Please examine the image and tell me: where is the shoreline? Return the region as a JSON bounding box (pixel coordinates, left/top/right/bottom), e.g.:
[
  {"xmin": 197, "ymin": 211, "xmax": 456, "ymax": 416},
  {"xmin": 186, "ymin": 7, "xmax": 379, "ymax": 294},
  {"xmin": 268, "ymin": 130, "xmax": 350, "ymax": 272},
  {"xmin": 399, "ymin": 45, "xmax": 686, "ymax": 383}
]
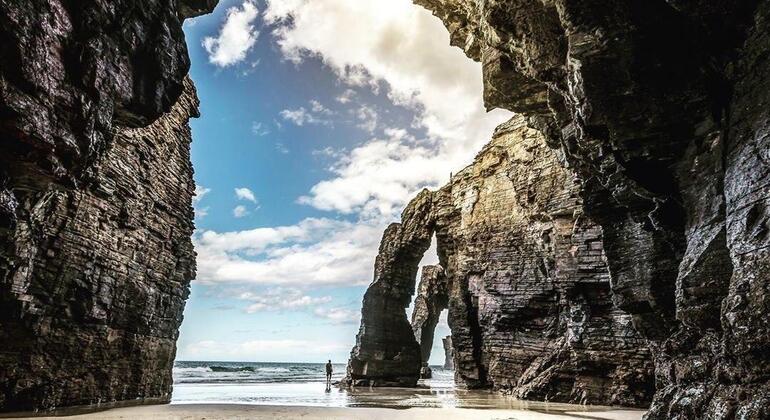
[{"xmin": 4, "ymin": 403, "xmax": 647, "ymax": 420}]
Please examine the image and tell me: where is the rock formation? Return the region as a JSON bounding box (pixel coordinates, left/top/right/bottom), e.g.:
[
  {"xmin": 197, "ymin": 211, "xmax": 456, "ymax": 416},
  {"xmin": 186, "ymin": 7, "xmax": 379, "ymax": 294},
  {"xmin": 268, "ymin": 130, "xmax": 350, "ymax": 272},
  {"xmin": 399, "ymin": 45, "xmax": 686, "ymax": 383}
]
[
  {"xmin": 345, "ymin": 190, "xmax": 435, "ymax": 387},
  {"xmin": 346, "ymin": 116, "xmax": 654, "ymax": 406},
  {"xmin": 0, "ymin": 0, "xmax": 216, "ymax": 412},
  {"xmin": 410, "ymin": 265, "xmax": 449, "ymax": 379},
  {"xmin": 442, "ymin": 336, "xmax": 453, "ymax": 370},
  {"xmin": 412, "ymin": 0, "xmax": 770, "ymax": 417}
]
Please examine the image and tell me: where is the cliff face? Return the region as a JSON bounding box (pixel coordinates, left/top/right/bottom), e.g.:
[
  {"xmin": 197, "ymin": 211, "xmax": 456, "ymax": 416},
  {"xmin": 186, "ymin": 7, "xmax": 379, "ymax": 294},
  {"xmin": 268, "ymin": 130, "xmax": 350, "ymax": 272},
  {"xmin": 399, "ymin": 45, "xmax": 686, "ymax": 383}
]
[
  {"xmin": 0, "ymin": 0, "xmax": 215, "ymax": 412},
  {"xmin": 414, "ymin": 0, "xmax": 770, "ymax": 417},
  {"xmin": 347, "ymin": 116, "xmax": 654, "ymax": 406}
]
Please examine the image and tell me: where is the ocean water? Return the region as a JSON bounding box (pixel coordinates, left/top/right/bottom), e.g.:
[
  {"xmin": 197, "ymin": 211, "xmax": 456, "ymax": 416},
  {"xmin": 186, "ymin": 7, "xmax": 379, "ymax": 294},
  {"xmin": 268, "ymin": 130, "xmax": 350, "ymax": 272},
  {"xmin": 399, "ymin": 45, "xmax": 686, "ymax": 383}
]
[
  {"xmin": 171, "ymin": 361, "xmax": 481, "ymax": 408},
  {"xmin": 171, "ymin": 361, "xmax": 642, "ymax": 416}
]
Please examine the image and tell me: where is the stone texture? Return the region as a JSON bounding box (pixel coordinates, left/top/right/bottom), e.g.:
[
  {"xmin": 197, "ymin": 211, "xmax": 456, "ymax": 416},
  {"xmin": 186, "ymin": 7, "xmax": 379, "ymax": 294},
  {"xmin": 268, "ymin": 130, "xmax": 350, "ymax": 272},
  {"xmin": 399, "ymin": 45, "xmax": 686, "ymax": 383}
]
[
  {"xmin": 442, "ymin": 336, "xmax": 453, "ymax": 370},
  {"xmin": 346, "ymin": 116, "xmax": 654, "ymax": 406},
  {"xmin": 0, "ymin": 78, "xmax": 200, "ymax": 412},
  {"xmin": 0, "ymin": 0, "xmax": 212, "ymax": 195},
  {"xmin": 410, "ymin": 265, "xmax": 449, "ymax": 379},
  {"xmin": 345, "ymin": 190, "xmax": 435, "ymax": 387},
  {"xmin": 414, "ymin": 0, "xmax": 770, "ymax": 417},
  {"xmin": 0, "ymin": 0, "xmax": 216, "ymax": 412}
]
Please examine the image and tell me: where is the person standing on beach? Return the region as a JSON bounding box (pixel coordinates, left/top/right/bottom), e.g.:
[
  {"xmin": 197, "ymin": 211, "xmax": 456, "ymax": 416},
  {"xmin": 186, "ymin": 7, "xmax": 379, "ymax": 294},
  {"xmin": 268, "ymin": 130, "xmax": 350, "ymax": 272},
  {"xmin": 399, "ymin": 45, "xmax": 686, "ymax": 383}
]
[{"xmin": 325, "ymin": 360, "xmax": 333, "ymax": 387}]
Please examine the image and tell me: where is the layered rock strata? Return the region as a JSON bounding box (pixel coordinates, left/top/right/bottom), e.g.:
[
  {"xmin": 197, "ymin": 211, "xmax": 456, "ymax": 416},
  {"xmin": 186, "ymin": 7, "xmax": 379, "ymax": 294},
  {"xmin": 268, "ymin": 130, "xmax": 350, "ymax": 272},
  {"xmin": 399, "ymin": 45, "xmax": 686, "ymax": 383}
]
[
  {"xmin": 0, "ymin": 0, "xmax": 215, "ymax": 412},
  {"xmin": 345, "ymin": 190, "xmax": 435, "ymax": 387},
  {"xmin": 414, "ymin": 0, "xmax": 770, "ymax": 417},
  {"xmin": 0, "ymin": 79, "xmax": 200, "ymax": 412},
  {"xmin": 346, "ymin": 116, "xmax": 654, "ymax": 406},
  {"xmin": 410, "ymin": 265, "xmax": 449, "ymax": 379}
]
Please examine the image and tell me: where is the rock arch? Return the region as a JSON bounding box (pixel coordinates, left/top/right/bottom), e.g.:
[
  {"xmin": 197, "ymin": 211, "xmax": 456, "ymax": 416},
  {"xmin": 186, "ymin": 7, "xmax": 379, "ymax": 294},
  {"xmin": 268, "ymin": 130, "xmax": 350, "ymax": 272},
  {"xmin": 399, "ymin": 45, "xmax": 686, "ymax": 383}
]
[{"xmin": 345, "ymin": 116, "xmax": 654, "ymax": 406}]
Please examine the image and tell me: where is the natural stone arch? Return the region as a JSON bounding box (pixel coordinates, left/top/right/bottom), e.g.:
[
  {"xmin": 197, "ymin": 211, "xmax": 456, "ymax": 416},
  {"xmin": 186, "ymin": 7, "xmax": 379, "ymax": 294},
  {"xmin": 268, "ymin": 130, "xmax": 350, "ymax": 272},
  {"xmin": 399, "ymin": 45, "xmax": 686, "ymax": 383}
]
[
  {"xmin": 346, "ymin": 116, "xmax": 655, "ymax": 406},
  {"xmin": 344, "ymin": 190, "xmax": 436, "ymax": 386}
]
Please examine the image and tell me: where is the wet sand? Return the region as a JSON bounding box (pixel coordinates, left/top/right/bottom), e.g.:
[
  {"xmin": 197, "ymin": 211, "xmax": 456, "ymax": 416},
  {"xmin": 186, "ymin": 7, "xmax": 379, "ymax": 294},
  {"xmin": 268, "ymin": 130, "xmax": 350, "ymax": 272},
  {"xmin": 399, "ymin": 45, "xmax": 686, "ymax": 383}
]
[{"xmin": 15, "ymin": 403, "xmax": 645, "ymax": 419}]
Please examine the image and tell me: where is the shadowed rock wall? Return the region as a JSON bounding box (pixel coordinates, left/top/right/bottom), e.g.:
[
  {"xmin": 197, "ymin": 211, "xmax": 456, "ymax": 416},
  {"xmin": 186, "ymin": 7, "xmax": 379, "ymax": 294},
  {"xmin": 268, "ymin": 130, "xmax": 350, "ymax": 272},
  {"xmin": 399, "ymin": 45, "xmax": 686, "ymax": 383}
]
[
  {"xmin": 346, "ymin": 116, "xmax": 654, "ymax": 406},
  {"xmin": 0, "ymin": 0, "xmax": 216, "ymax": 412},
  {"xmin": 410, "ymin": 265, "xmax": 449, "ymax": 378},
  {"xmin": 414, "ymin": 0, "xmax": 770, "ymax": 417},
  {"xmin": 345, "ymin": 190, "xmax": 435, "ymax": 387}
]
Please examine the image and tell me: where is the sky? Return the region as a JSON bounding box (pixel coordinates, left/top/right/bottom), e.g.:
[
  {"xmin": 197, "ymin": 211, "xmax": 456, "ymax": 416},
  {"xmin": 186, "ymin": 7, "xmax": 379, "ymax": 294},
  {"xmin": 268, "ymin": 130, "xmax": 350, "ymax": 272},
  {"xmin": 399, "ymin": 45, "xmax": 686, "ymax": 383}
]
[{"xmin": 176, "ymin": 0, "xmax": 512, "ymax": 364}]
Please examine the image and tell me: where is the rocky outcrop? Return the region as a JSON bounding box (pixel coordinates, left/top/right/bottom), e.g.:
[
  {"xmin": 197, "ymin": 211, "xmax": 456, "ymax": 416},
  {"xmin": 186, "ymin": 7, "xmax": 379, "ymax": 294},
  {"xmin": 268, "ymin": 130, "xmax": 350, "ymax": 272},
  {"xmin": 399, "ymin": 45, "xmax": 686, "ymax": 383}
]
[
  {"xmin": 346, "ymin": 116, "xmax": 654, "ymax": 406},
  {"xmin": 414, "ymin": 0, "xmax": 770, "ymax": 417},
  {"xmin": 0, "ymin": 79, "xmax": 200, "ymax": 412},
  {"xmin": 442, "ymin": 336, "xmax": 453, "ymax": 370},
  {"xmin": 410, "ymin": 265, "xmax": 449, "ymax": 379},
  {"xmin": 0, "ymin": 0, "xmax": 215, "ymax": 412},
  {"xmin": 345, "ymin": 190, "xmax": 435, "ymax": 387}
]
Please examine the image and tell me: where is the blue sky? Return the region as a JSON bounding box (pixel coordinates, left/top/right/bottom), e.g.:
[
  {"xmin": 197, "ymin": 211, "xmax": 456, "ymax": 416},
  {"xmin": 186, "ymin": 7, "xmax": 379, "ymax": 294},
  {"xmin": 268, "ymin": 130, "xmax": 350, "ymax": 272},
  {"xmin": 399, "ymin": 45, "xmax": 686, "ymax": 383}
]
[{"xmin": 175, "ymin": 0, "xmax": 511, "ymax": 364}]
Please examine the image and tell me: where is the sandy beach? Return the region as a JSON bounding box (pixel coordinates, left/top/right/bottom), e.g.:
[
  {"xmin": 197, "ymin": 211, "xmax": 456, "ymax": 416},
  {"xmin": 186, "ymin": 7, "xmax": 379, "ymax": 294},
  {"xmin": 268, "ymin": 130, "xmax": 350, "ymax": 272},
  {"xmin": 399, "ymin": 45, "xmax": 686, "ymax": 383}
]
[{"xmin": 11, "ymin": 403, "xmax": 645, "ymax": 420}]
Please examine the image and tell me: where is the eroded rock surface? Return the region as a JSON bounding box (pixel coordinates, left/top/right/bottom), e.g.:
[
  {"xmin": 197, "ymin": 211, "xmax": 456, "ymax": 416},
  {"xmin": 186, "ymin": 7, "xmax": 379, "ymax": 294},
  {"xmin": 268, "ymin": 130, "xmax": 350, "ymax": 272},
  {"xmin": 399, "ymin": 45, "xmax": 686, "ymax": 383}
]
[
  {"xmin": 345, "ymin": 190, "xmax": 435, "ymax": 387},
  {"xmin": 0, "ymin": 79, "xmax": 200, "ymax": 412},
  {"xmin": 414, "ymin": 0, "xmax": 770, "ymax": 417},
  {"xmin": 347, "ymin": 116, "xmax": 653, "ymax": 406},
  {"xmin": 410, "ymin": 265, "xmax": 449, "ymax": 379},
  {"xmin": 0, "ymin": 0, "xmax": 215, "ymax": 412}
]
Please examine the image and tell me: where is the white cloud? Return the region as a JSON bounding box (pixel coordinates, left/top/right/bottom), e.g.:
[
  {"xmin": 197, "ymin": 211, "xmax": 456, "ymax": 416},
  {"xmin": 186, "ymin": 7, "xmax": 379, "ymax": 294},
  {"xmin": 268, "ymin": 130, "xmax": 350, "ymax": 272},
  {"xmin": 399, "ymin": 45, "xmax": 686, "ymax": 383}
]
[
  {"xmin": 193, "ymin": 185, "xmax": 211, "ymax": 204},
  {"xmin": 235, "ymin": 187, "xmax": 257, "ymax": 203},
  {"xmin": 336, "ymin": 89, "xmax": 356, "ymax": 104},
  {"xmin": 297, "ymin": 130, "xmax": 445, "ymax": 218},
  {"xmin": 235, "ymin": 287, "xmax": 333, "ymax": 313},
  {"xmin": 354, "ymin": 105, "xmax": 378, "ymax": 133},
  {"xmin": 280, "ymin": 106, "xmax": 330, "ymax": 126},
  {"xmin": 251, "ymin": 121, "xmax": 270, "ymax": 136},
  {"xmin": 203, "ymin": 0, "xmax": 260, "ymax": 67},
  {"xmin": 233, "ymin": 205, "xmax": 250, "ymax": 218},
  {"xmin": 194, "ymin": 218, "xmax": 381, "ymax": 286},
  {"xmin": 314, "ymin": 307, "xmax": 360, "ymax": 324},
  {"xmin": 265, "ymin": 0, "xmax": 512, "ymax": 220},
  {"xmin": 194, "ymin": 185, "xmax": 211, "ymax": 219},
  {"xmin": 310, "ymin": 100, "xmax": 334, "ymax": 115}
]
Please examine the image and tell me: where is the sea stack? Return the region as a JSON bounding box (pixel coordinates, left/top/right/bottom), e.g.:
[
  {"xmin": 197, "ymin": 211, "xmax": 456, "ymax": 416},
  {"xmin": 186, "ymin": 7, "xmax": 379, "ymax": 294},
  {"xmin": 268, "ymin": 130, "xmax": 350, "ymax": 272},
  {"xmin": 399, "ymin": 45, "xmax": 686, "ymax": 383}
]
[{"xmin": 442, "ymin": 336, "xmax": 453, "ymax": 370}]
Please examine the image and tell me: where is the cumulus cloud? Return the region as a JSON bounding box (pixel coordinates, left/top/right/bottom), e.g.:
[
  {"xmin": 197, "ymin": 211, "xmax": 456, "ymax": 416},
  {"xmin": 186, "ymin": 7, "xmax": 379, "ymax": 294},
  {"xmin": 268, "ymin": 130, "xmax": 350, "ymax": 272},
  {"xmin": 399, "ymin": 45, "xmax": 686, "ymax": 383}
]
[
  {"xmin": 280, "ymin": 106, "xmax": 331, "ymax": 126},
  {"xmin": 354, "ymin": 105, "xmax": 378, "ymax": 133},
  {"xmin": 265, "ymin": 0, "xmax": 509, "ymax": 142},
  {"xmin": 297, "ymin": 130, "xmax": 445, "ymax": 218},
  {"xmin": 310, "ymin": 100, "xmax": 333, "ymax": 115},
  {"xmin": 233, "ymin": 205, "xmax": 250, "ymax": 218},
  {"xmin": 197, "ymin": 0, "xmax": 510, "ymax": 290},
  {"xmin": 336, "ymin": 89, "xmax": 356, "ymax": 104},
  {"xmin": 194, "ymin": 218, "xmax": 381, "ymax": 286},
  {"xmin": 203, "ymin": 0, "xmax": 260, "ymax": 67},
  {"xmin": 236, "ymin": 288, "xmax": 333, "ymax": 313},
  {"xmin": 235, "ymin": 187, "xmax": 257, "ymax": 203},
  {"xmin": 265, "ymin": 0, "xmax": 511, "ymax": 220}
]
